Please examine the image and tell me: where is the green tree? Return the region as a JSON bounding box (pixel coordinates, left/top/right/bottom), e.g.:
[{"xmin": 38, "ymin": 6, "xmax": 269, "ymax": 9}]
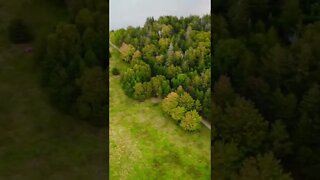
[
  {"xmin": 76, "ymin": 67, "xmax": 107, "ymax": 126},
  {"xmin": 119, "ymin": 43, "xmax": 136, "ymax": 63},
  {"xmin": 213, "ymin": 141, "xmax": 244, "ymax": 180},
  {"xmin": 178, "ymin": 92, "xmax": 195, "ymax": 111},
  {"xmin": 180, "ymin": 110, "xmax": 201, "ymax": 131},
  {"xmin": 170, "ymin": 106, "xmax": 186, "ymax": 122},
  {"xmin": 237, "ymin": 153, "xmax": 292, "ymax": 180},
  {"xmin": 217, "ymin": 97, "xmax": 268, "ymax": 152},
  {"xmin": 150, "ymin": 75, "xmax": 170, "ymax": 97},
  {"xmin": 213, "ymin": 76, "xmax": 235, "ymax": 108},
  {"xmin": 161, "ymin": 92, "xmax": 179, "ymax": 114}
]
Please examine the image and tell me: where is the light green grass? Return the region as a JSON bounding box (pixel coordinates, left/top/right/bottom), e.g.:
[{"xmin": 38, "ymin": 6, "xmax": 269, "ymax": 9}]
[
  {"xmin": 109, "ymin": 48, "xmax": 211, "ymax": 180},
  {"xmin": 0, "ymin": 0, "xmax": 106, "ymax": 179}
]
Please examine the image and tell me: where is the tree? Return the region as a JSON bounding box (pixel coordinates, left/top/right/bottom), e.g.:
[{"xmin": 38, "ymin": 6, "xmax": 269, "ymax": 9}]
[
  {"xmin": 119, "ymin": 43, "xmax": 136, "ymax": 63},
  {"xmin": 161, "ymin": 92, "xmax": 179, "ymax": 114},
  {"xmin": 213, "ymin": 76, "xmax": 235, "ymax": 108},
  {"xmin": 132, "ymin": 50, "xmax": 142, "ymax": 62},
  {"xmin": 150, "ymin": 75, "xmax": 170, "ymax": 97},
  {"xmin": 280, "ymin": 0, "xmax": 302, "ymax": 32},
  {"xmin": 161, "ymin": 24, "xmax": 173, "ymax": 38},
  {"xmin": 237, "ymin": 153, "xmax": 292, "ymax": 180},
  {"xmin": 110, "ymin": 28, "xmax": 126, "ymax": 46},
  {"xmin": 76, "ymin": 67, "xmax": 107, "ymax": 126},
  {"xmin": 133, "ymin": 82, "xmax": 152, "ymax": 100},
  {"xmin": 269, "ymin": 120, "xmax": 292, "ymax": 158},
  {"xmin": 180, "ymin": 110, "xmax": 201, "ymax": 131},
  {"xmin": 142, "ymin": 44, "xmax": 157, "ymax": 59},
  {"xmin": 121, "ymin": 61, "xmax": 151, "ymax": 97},
  {"xmin": 300, "ymin": 84, "xmax": 320, "ymax": 117},
  {"xmin": 171, "ymin": 73, "xmax": 189, "ymax": 89},
  {"xmin": 166, "ymin": 65, "xmax": 182, "ymax": 79},
  {"xmin": 217, "ymin": 97, "xmax": 268, "ymax": 152},
  {"xmin": 159, "ymin": 38, "xmax": 171, "ymax": 53},
  {"xmin": 270, "ymin": 89, "xmax": 297, "ymax": 127},
  {"xmin": 213, "ymin": 141, "xmax": 244, "ymax": 180}
]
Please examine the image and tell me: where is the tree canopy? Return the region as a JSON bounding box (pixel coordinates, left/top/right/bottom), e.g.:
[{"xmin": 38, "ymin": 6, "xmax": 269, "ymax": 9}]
[
  {"xmin": 111, "ymin": 15, "xmax": 211, "ymax": 130},
  {"xmin": 213, "ymin": 0, "xmax": 320, "ymax": 178}
]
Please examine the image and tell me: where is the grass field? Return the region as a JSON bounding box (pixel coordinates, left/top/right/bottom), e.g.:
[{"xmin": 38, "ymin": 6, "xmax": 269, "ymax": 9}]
[
  {"xmin": 109, "ymin": 49, "xmax": 211, "ymax": 179},
  {"xmin": 0, "ymin": 0, "xmax": 107, "ymax": 179}
]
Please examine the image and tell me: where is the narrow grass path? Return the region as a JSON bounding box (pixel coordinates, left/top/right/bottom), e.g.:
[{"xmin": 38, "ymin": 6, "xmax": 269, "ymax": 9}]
[
  {"xmin": 109, "ymin": 49, "xmax": 211, "ymax": 180},
  {"xmin": 0, "ymin": 1, "xmax": 107, "ymax": 179}
]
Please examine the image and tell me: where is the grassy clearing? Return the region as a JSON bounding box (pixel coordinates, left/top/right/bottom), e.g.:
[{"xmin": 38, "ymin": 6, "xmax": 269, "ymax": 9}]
[
  {"xmin": 109, "ymin": 48, "xmax": 211, "ymax": 180},
  {"xmin": 0, "ymin": 0, "xmax": 106, "ymax": 179}
]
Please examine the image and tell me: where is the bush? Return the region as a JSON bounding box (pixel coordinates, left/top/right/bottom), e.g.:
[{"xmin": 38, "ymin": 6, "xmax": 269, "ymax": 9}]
[
  {"xmin": 8, "ymin": 18, "xmax": 33, "ymax": 43},
  {"xmin": 112, "ymin": 67, "xmax": 120, "ymax": 75}
]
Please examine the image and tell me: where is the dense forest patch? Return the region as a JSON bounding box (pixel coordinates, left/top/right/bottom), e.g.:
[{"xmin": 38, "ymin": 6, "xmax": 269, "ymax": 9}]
[
  {"xmin": 36, "ymin": 0, "xmax": 108, "ymax": 126},
  {"xmin": 110, "ymin": 15, "xmax": 211, "ymax": 131},
  {"xmin": 213, "ymin": 0, "xmax": 320, "ymax": 179}
]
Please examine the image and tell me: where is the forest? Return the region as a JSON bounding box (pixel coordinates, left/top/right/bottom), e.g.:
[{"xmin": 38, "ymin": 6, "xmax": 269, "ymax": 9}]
[
  {"xmin": 213, "ymin": 0, "xmax": 320, "ymax": 179},
  {"xmin": 110, "ymin": 15, "xmax": 211, "ymax": 131},
  {"xmin": 36, "ymin": 0, "xmax": 108, "ymax": 126}
]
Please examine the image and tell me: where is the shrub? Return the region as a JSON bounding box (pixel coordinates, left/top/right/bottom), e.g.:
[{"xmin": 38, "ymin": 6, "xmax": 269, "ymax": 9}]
[
  {"xmin": 112, "ymin": 67, "xmax": 120, "ymax": 75},
  {"xmin": 180, "ymin": 110, "xmax": 201, "ymax": 131},
  {"xmin": 8, "ymin": 18, "xmax": 33, "ymax": 43}
]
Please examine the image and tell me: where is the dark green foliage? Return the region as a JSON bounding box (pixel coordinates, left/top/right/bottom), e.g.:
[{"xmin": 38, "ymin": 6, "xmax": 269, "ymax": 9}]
[
  {"xmin": 38, "ymin": 1, "xmax": 108, "ymax": 125},
  {"xmin": 7, "ymin": 18, "xmax": 33, "ymax": 43},
  {"xmin": 237, "ymin": 153, "xmax": 291, "ymax": 180},
  {"xmin": 180, "ymin": 110, "xmax": 201, "ymax": 131},
  {"xmin": 213, "ymin": 141, "xmax": 243, "ymax": 179},
  {"xmin": 215, "ymin": 97, "xmax": 268, "ymax": 153},
  {"xmin": 213, "ymin": 0, "xmax": 320, "ymax": 178},
  {"xmin": 121, "ymin": 61, "xmax": 151, "ymax": 97},
  {"xmin": 76, "ymin": 67, "xmax": 107, "ymax": 126},
  {"xmin": 111, "ymin": 67, "xmax": 120, "ymax": 76}
]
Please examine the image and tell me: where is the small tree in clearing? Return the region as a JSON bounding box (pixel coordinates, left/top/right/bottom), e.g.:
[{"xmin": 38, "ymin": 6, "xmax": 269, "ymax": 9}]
[
  {"xmin": 180, "ymin": 110, "xmax": 201, "ymax": 131},
  {"xmin": 161, "ymin": 92, "xmax": 179, "ymax": 114}
]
